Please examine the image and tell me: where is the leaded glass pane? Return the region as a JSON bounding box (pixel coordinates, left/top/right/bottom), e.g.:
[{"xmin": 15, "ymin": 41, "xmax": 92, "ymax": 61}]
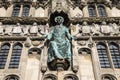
[
  {"xmin": 12, "ymin": 5, "xmax": 20, "ymax": 17},
  {"xmin": 9, "ymin": 43, "xmax": 22, "ymax": 69},
  {"xmin": 97, "ymin": 44, "xmax": 111, "ymax": 68},
  {"xmin": 98, "ymin": 6, "xmax": 106, "ymax": 17},
  {"xmin": 0, "ymin": 44, "xmax": 10, "ymax": 69},
  {"xmin": 109, "ymin": 43, "xmax": 120, "ymax": 68},
  {"xmin": 22, "ymin": 5, "xmax": 30, "ymax": 17},
  {"xmin": 88, "ymin": 6, "xmax": 96, "ymax": 17}
]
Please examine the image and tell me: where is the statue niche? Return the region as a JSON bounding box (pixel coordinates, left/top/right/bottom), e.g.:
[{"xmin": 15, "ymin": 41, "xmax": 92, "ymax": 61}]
[{"xmin": 41, "ymin": 11, "xmax": 75, "ymax": 70}]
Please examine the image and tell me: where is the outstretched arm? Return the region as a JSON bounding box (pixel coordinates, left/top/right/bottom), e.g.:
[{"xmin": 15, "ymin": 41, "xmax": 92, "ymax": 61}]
[
  {"xmin": 39, "ymin": 28, "xmax": 53, "ymax": 40},
  {"xmin": 66, "ymin": 28, "xmax": 77, "ymax": 40}
]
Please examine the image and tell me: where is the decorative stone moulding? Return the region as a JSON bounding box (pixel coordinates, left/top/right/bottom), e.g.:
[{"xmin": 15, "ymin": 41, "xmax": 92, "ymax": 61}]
[
  {"xmin": 0, "ymin": 17, "xmax": 48, "ymax": 24},
  {"xmin": 31, "ymin": 41, "xmax": 43, "ymax": 46},
  {"xmin": 72, "ymin": 65, "xmax": 79, "ymax": 73},
  {"xmin": 77, "ymin": 41, "xmax": 86, "ymax": 46},
  {"xmin": 41, "ymin": 66, "xmax": 47, "ymax": 73},
  {"xmin": 0, "ymin": 17, "xmax": 119, "ymax": 25},
  {"xmin": 70, "ymin": 0, "xmax": 87, "ymax": 9}
]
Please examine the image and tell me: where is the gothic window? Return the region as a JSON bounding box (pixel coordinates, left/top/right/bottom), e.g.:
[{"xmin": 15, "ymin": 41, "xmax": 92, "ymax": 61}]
[
  {"xmin": 97, "ymin": 43, "xmax": 111, "ymax": 68},
  {"xmin": 5, "ymin": 75, "xmax": 19, "ymax": 80},
  {"xmin": 88, "ymin": 6, "xmax": 96, "ymax": 17},
  {"xmin": 98, "ymin": 6, "xmax": 106, "ymax": 17},
  {"xmin": 22, "ymin": 5, "xmax": 30, "ymax": 17},
  {"xmin": 12, "ymin": 5, "xmax": 20, "ymax": 17},
  {"xmin": 9, "ymin": 43, "xmax": 22, "ymax": 69},
  {"xmin": 0, "ymin": 43, "xmax": 10, "ymax": 69},
  {"xmin": 109, "ymin": 43, "xmax": 120, "ymax": 68}
]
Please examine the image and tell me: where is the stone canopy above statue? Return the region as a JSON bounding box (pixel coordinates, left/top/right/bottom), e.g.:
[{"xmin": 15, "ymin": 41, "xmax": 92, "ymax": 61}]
[
  {"xmin": 51, "ymin": 0, "xmax": 69, "ymax": 13},
  {"xmin": 49, "ymin": 11, "xmax": 69, "ymax": 26}
]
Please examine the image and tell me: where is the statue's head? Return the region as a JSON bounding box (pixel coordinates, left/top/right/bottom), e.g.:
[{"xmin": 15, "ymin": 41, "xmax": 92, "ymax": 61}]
[
  {"xmin": 33, "ymin": 22, "xmax": 37, "ymax": 26},
  {"xmin": 55, "ymin": 16, "xmax": 64, "ymax": 24},
  {"xmin": 16, "ymin": 23, "xmax": 20, "ymax": 26},
  {"xmin": 0, "ymin": 22, "xmax": 2, "ymax": 25}
]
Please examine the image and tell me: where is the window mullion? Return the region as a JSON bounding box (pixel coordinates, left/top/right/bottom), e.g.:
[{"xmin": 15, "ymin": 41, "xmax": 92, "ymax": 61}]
[
  {"xmin": 19, "ymin": 5, "xmax": 23, "ymax": 17},
  {"xmin": 106, "ymin": 43, "xmax": 115, "ymax": 69},
  {"xmin": 95, "ymin": 4, "xmax": 99, "ymax": 17}
]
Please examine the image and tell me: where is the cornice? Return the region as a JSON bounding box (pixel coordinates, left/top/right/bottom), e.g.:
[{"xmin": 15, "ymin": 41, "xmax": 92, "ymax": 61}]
[
  {"xmin": 0, "ymin": 36, "xmax": 27, "ymax": 41},
  {"xmin": 76, "ymin": 36, "xmax": 120, "ymax": 41},
  {"xmin": 70, "ymin": 17, "xmax": 120, "ymax": 24},
  {"xmin": 0, "ymin": 17, "xmax": 48, "ymax": 25},
  {"xmin": 0, "ymin": 17, "xmax": 119, "ymax": 24}
]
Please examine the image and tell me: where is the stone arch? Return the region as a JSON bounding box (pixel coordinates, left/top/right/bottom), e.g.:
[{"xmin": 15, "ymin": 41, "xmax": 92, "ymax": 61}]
[
  {"xmin": 64, "ymin": 74, "xmax": 79, "ymax": 80},
  {"xmin": 28, "ymin": 47, "xmax": 41, "ymax": 55},
  {"xmin": 108, "ymin": 42, "xmax": 119, "ymax": 48},
  {"xmin": 4, "ymin": 74, "xmax": 20, "ymax": 80},
  {"xmin": 25, "ymin": 47, "xmax": 41, "ymax": 80},
  {"xmin": 78, "ymin": 47, "xmax": 91, "ymax": 54},
  {"xmin": 96, "ymin": 42, "xmax": 107, "ymax": 47},
  {"xmin": 0, "ymin": 42, "xmax": 11, "ymax": 48},
  {"xmin": 43, "ymin": 74, "xmax": 57, "ymax": 80},
  {"xmin": 77, "ymin": 47, "xmax": 95, "ymax": 80},
  {"xmin": 13, "ymin": 42, "xmax": 23, "ymax": 48},
  {"xmin": 101, "ymin": 74, "xmax": 117, "ymax": 80}
]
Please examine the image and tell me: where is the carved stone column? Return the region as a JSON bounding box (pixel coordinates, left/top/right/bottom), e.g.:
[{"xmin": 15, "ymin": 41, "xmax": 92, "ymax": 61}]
[
  {"xmin": 71, "ymin": 24, "xmax": 79, "ymax": 73},
  {"xmin": 41, "ymin": 42, "xmax": 48, "ymax": 73}
]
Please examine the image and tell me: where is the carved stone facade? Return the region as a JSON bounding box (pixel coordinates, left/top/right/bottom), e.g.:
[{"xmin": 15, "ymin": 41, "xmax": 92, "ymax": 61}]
[{"xmin": 0, "ymin": 0, "xmax": 120, "ymax": 80}]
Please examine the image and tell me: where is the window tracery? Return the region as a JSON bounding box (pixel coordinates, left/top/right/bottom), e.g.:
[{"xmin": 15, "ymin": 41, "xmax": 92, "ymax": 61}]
[
  {"xmin": 12, "ymin": 5, "xmax": 20, "ymax": 17},
  {"xmin": 88, "ymin": 6, "xmax": 96, "ymax": 17},
  {"xmin": 22, "ymin": 5, "xmax": 30, "ymax": 17},
  {"xmin": 9, "ymin": 43, "xmax": 22, "ymax": 69},
  {"xmin": 0, "ymin": 43, "xmax": 10, "ymax": 69},
  {"xmin": 109, "ymin": 42, "xmax": 120, "ymax": 68},
  {"xmin": 98, "ymin": 6, "xmax": 106, "ymax": 17},
  {"xmin": 97, "ymin": 43, "xmax": 111, "ymax": 68}
]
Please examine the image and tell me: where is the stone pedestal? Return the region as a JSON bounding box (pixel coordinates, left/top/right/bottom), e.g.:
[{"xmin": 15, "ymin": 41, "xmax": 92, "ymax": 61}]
[{"xmin": 48, "ymin": 59, "xmax": 70, "ymax": 70}]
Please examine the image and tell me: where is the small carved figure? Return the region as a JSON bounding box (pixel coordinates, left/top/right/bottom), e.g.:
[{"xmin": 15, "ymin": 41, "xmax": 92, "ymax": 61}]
[
  {"xmin": 4, "ymin": 25, "xmax": 13, "ymax": 36},
  {"xmin": 91, "ymin": 23, "xmax": 101, "ymax": 36},
  {"xmin": 104, "ymin": 0, "xmax": 112, "ymax": 6},
  {"xmin": 12, "ymin": 23, "xmax": 23, "ymax": 35},
  {"xmin": 111, "ymin": 23, "xmax": 120, "ymax": 35},
  {"xmin": 23, "ymin": 25, "xmax": 29, "ymax": 35},
  {"xmin": 81, "ymin": 0, "xmax": 87, "ymax": 6},
  {"xmin": 29, "ymin": 22, "xmax": 39, "ymax": 35},
  {"xmin": 100, "ymin": 21, "xmax": 111, "ymax": 35},
  {"xmin": 82, "ymin": 21, "xmax": 91, "ymax": 36}
]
